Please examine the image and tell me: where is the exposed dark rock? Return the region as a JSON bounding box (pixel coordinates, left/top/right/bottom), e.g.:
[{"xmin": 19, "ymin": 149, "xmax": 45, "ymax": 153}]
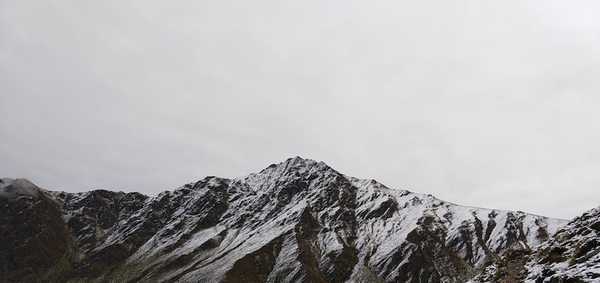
[{"xmin": 0, "ymin": 178, "xmax": 74, "ymax": 283}]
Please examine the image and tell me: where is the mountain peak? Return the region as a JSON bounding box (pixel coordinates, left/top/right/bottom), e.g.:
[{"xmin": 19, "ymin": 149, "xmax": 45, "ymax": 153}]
[
  {"xmin": 263, "ymin": 156, "xmax": 324, "ymax": 171},
  {"xmin": 0, "ymin": 178, "xmax": 42, "ymax": 200}
]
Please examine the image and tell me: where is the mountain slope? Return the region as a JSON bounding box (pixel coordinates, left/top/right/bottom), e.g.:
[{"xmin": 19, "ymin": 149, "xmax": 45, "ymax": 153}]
[
  {"xmin": 471, "ymin": 206, "xmax": 600, "ymax": 283},
  {"xmin": 525, "ymin": 207, "xmax": 600, "ymax": 282},
  {"xmin": 1, "ymin": 157, "xmax": 570, "ymax": 282}
]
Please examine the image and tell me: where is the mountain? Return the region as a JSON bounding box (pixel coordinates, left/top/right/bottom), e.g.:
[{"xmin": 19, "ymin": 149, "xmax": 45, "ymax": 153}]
[{"xmin": 1, "ymin": 157, "xmax": 595, "ymax": 282}]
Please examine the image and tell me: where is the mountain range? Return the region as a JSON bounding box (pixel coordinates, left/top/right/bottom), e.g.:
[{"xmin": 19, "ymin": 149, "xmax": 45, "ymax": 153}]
[{"xmin": 1, "ymin": 157, "xmax": 598, "ymax": 282}]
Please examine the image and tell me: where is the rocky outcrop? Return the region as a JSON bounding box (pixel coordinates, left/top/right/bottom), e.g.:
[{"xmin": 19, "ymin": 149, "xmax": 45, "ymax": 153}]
[
  {"xmin": 470, "ymin": 206, "xmax": 600, "ymax": 283},
  {"xmin": 524, "ymin": 207, "xmax": 600, "ymax": 282},
  {"xmin": 0, "ymin": 178, "xmax": 74, "ymax": 282},
  {"xmin": 0, "ymin": 158, "xmax": 573, "ymax": 282}
]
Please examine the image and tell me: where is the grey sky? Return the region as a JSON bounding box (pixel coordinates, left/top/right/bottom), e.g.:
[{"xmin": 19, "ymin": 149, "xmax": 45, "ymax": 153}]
[{"xmin": 2, "ymin": 1, "xmax": 600, "ymax": 219}]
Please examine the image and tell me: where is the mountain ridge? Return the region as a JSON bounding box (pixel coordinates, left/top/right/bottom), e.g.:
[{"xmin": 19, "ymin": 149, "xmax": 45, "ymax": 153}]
[{"xmin": 1, "ymin": 157, "xmax": 596, "ymax": 282}]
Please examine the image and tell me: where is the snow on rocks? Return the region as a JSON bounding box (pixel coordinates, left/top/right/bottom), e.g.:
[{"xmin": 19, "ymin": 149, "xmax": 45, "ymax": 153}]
[{"xmin": 524, "ymin": 207, "xmax": 600, "ymax": 282}]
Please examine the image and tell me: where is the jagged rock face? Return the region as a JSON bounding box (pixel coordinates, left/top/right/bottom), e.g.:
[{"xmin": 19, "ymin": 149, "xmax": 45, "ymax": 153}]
[
  {"xmin": 0, "ymin": 158, "xmax": 570, "ymax": 282},
  {"xmin": 466, "ymin": 207, "xmax": 600, "ymax": 283},
  {"xmin": 0, "ymin": 178, "xmax": 73, "ymax": 282},
  {"xmin": 524, "ymin": 207, "xmax": 600, "ymax": 282}
]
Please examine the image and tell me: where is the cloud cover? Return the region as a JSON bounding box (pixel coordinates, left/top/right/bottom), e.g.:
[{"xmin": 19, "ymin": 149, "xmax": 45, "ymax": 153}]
[{"xmin": 2, "ymin": 0, "xmax": 600, "ymax": 219}]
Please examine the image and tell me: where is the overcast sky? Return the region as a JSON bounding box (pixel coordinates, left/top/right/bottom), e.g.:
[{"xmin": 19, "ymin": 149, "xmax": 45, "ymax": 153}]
[{"xmin": 2, "ymin": 1, "xmax": 600, "ymax": 219}]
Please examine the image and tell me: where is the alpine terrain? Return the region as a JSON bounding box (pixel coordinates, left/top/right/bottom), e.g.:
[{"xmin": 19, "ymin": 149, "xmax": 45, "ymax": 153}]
[{"xmin": 1, "ymin": 157, "xmax": 599, "ymax": 282}]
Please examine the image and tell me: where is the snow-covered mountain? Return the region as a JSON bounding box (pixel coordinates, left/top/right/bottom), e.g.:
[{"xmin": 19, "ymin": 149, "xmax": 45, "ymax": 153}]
[{"xmin": 1, "ymin": 157, "xmax": 595, "ymax": 282}]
